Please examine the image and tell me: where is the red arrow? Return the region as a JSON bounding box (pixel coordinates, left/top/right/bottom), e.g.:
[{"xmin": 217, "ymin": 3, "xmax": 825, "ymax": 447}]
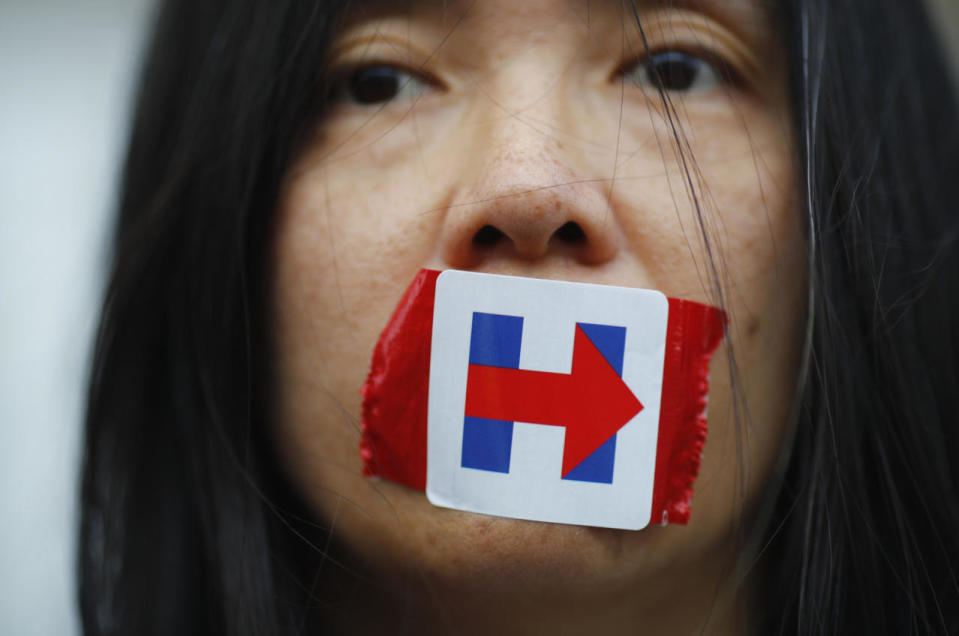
[{"xmin": 465, "ymin": 325, "xmax": 643, "ymax": 478}]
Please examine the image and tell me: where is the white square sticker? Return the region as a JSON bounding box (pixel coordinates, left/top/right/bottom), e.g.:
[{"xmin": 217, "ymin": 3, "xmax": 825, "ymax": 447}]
[{"xmin": 426, "ymin": 271, "xmax": 668, "ymax": 530}]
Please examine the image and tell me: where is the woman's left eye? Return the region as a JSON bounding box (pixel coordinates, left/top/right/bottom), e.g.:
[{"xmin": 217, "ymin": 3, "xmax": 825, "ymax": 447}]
[
  {"xmin": 624, "ymin": 51, "xmax": 723, "ymax": 93},
  {"xmin": 341, "ymin": 65, "xmax": 430, "ymax": 105}
]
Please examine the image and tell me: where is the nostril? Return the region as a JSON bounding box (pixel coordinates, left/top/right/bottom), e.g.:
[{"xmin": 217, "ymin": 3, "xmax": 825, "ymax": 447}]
[
  {"xmin": 473, "ymin": 225, "xmax": 506, "ymax": 246},
  {"xmin": 554, "ymin": 221, "xmax": 586, "ymax": 243}
]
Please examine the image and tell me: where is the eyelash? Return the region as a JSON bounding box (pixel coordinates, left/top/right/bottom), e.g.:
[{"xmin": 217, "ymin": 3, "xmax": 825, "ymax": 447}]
[
  {"xmin": 619, "ymin": 49, "xmax": 734, "ymax": 94},
  {"xmin": 330, "ymin": 62, "xmax": 438, "ymax": 106},
  {"xmin": 331, "ymin": 49, "xmax": 734, "ymax": 107}
]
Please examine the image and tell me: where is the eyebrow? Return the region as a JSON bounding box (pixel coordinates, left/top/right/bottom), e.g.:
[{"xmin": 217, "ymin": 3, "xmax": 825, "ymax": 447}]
[
  {"xmin": 352, "ymin": 0, "xmax": 771, "ymax": 17},
  {"xmin": 627, "ymin": 0, "xmax": 776, "ymax": 48},
  {"xmin": 346, "ymin": 0, "xmax": 773, "ymax": 30},
  {"xmin": 341, "ymin": 0, "xmax": 775, "ymax": 53}
]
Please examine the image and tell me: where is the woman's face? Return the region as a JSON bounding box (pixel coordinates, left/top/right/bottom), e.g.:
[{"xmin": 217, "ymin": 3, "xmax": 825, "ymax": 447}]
[{"xmin": 272, "ymin": 0, "xmax": 803, "ymax": 626}]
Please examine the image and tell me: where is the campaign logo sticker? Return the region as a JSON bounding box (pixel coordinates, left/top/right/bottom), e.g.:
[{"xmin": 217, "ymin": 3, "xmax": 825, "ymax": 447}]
[{"xmin": 426, "ymin": 270, "xmax": 668, "ymax": 530}]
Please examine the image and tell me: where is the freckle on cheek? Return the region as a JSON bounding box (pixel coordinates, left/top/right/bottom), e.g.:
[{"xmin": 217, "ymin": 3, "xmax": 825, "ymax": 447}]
[{"xmin": 476, "ymin": 519, "xmax": 492, "ymax": 536}]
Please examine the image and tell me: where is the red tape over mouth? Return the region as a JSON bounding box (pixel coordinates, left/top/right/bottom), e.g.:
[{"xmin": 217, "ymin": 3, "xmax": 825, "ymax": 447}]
[{"xmin": 360, "ymin": 269, "xmax": 726, "ymax": 526}]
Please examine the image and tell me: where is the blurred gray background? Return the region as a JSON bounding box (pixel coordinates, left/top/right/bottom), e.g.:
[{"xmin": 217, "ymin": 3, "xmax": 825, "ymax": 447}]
[
  {"xmin": 0, "ymin": 1, "xmax": 956, "ymax": 634},
  {"xmin": 1, "ymin": 1, "xmax": 151, "ymax": 633}
]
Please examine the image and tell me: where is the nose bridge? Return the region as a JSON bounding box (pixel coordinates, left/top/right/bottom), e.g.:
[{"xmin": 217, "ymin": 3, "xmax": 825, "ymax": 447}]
[
  {"xmin": 465, "ymin": 52, "xmax": 565, "ymax": 174},
  {"xmin": 438, "ymin": 80, "xmax": 620, "ymax": 269},
  {"xmin": 471, "ymin": 109, "xmax": 573, "ymax": 223}
]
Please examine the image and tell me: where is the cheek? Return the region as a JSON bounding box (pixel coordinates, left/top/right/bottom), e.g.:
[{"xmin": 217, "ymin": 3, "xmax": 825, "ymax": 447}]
[
  {"xmin": 269, "ymin": 156, "xmax": 458, "ymax": 571},
  {"xmin": 611, "ymin": 102, "xmax": 800, "ymax": 291},
  {"xmin": 272, "ymin": 152, "xmax": 446, "ymax": 347},
  {"xmin": 607, "ymin": 102, "xmax": 805, "ymax": 530},
  {"xmin": 671, "ymin": 121, "xmax": 805, "ymax": 528}
]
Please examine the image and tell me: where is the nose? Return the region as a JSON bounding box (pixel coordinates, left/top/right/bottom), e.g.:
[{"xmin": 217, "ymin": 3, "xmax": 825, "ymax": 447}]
[{"xmin": 436, "ymin": 112, "xmax": 621, "ymax": 270}]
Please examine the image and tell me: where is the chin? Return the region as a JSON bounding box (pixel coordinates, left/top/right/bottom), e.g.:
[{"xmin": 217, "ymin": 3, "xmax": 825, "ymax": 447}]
[{"xmin": 341, "ymin": 481, "xmax": 686, "ymax": 592}]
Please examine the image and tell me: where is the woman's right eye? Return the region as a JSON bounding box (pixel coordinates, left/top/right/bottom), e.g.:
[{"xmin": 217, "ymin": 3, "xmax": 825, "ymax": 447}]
[{"xmin": 339, "ymin": 65, "xmax": 430, "ymax": 105}]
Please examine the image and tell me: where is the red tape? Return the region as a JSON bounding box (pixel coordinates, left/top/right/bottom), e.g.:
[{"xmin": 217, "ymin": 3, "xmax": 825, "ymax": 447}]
[{"xmin": 360, "ymin": 269, "xmax": 726, "ymax": 525}]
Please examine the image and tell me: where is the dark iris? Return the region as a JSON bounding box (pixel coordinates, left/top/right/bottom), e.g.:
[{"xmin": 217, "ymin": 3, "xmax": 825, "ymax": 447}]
[
  {"xmin": 348, "ymin": 66, "xmax": 403, "ymax": 105},
  {"xmin": 646, "ymin": 51, "xmax": 709, "ymax": 92}
]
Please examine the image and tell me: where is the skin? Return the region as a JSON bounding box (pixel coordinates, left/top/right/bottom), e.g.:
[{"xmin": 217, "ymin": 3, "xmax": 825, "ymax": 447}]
[{"xmin": 271, "ymin": 0, "xmax": 805, "ymax": 633}]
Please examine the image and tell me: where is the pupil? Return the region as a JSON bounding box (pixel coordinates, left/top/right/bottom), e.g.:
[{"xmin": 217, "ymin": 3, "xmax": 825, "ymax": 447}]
[
  {"xmin": 650, "ymin": 52, "xmax": 698, "ymax": 91},
  {"xmin": 350, "ymin": 67, "xmax": 400, "ymax": 104}
]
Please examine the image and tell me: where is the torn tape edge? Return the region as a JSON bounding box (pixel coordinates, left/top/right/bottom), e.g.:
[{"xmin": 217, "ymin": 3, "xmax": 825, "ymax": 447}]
[{"xmin": 652, "ymin": 298, "xmax": 726, "ymax": 525}]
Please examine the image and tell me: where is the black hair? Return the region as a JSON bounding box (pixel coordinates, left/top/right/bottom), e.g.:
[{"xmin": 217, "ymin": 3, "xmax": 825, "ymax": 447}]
[
  {"xmin": 79, "ymin": 1, "xmax": 959, "ymax": 634},
  {"xmin": 765, "ymin": 1, "xmax": 959, "ymax": 633}
]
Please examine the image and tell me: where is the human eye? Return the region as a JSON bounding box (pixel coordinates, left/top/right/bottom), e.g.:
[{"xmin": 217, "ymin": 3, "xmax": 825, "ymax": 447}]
[
  {"xmin": 623, "ymin": 50, "xmax": 726, "ymax": 94},
  {"xmin": 334, "ymin": 64, "xmax": 432, "ymax": 106}
]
